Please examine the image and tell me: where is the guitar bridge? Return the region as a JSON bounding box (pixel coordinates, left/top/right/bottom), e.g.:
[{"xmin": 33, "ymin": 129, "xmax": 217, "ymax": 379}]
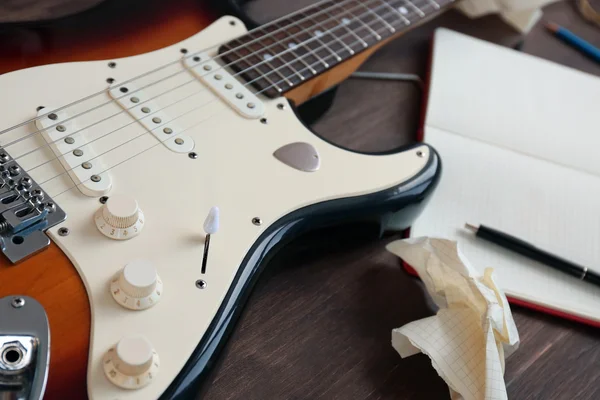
[{"xmin": 0, "ymin": 150, "xmax": 66, "ymax": 263}]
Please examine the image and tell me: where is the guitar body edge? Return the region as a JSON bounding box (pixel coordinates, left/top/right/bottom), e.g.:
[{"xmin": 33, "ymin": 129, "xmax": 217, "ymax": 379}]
[
  {"xmin": 163, "ymin": 144, "xmax": 440, "ymax": 399},
  {"xmin": 0, "ymin": 3, "xmax": 442, "ymax": 399}
]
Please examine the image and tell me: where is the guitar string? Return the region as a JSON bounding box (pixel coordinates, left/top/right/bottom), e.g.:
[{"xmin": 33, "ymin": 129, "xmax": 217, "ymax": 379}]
[
  {"xmin": 0, "ymin": 0, "xmax": 432, "ymax": 136},
  {"xmin": 0, "ymin": 0, "xmax": 436, "ymax": 157},
  {"xmin": 40, "ymin": 2, "xmax": 438, "ymax": 197},
  {"xmin": 5, "ymin": 0, "xmax": 436, "ymax": 174},
  {"xmin": 0, "ymin": 0, "xmax": 435, "ymax": 166},
  {"xmin": 36, "ymin": 1, "xmax": 436, "ymax": 186},
  {"xmin": 0, "ymin": 0, "xmax": 335, "ymax": 134},
  {"xmin": 20, "ymin": 1, "xmax": 438, "ymax": 185}
]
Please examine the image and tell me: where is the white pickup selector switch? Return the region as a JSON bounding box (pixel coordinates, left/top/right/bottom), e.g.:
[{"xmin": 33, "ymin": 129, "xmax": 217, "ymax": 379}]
[
  {"xmin": 103, "ymin": 335, "xmax": 160, "ymax": 389},
  {"xmin": 95, "ymin": 194, "xmax": 144, "ymax": 240},
  {"xmin": 111, "ymin": 260, "xmax": 162, "ymax": 310}
]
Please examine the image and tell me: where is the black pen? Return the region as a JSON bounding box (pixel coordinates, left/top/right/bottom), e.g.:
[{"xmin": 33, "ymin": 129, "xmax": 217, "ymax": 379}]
[{"xmin": 465, "ymin": 223, "xmax": 600, "ymax": 288}]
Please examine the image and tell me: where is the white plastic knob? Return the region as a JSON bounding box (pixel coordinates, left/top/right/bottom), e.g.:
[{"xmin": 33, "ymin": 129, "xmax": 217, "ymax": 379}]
[
  {"xmin": 103, "ymin": 336, "xmax": 159, "ymax": 389},
  {"xmin": 203, "ymin": 206, "xmax": 220, "ymax": 234},
  {"xmin": 111, "ymin": 260, "xmax": 162, "ymax": 310},
  {"xmin": 95, "ymin": 194, "xmax": 144, "ymax": 240}
]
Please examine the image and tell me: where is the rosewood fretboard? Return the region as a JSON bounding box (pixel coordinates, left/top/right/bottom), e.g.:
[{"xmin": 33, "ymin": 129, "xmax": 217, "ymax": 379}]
[{"xmin": 218, "ymin": 0, "xmax": 454, "ymax": 98}]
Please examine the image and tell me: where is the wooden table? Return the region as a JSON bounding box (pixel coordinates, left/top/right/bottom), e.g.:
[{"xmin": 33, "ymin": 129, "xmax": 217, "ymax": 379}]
[{"xmin": 201, "ymin": 2, "xmax": 600, "ymax": 399}]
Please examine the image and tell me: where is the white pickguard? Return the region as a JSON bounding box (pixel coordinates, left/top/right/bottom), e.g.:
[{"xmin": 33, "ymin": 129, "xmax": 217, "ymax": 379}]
[{"xmin": 0, "ymin": 16, "xmax": 429, "ymax": 400}]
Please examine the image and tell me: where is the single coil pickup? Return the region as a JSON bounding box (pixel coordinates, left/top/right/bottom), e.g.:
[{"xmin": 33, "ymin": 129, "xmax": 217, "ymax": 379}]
[{"xmin": 35, "ymin": 107, "xmax": 112, "ymax": 197}]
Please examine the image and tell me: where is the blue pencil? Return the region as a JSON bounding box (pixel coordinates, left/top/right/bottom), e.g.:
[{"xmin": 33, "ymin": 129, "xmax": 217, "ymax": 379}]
[{"xmin": 545, "ymin": 21, "xmax": 600, "ymax": 64}]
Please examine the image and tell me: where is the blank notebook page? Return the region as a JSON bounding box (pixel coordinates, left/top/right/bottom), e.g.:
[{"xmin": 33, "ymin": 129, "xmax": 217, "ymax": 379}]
[{"xmin": 411, "ymin": 29, "xmax": 600, "ymax": 323}]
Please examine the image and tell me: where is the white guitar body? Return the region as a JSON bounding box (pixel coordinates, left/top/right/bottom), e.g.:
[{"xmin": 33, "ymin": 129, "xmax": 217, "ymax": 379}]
[{"xmin": 0, "ymin": 16, "xmax": 438, "ymax": 400}]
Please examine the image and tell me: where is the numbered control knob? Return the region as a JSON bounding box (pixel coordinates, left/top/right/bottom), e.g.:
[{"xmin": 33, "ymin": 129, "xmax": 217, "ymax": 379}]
[
  {"xmin": 103, "ymin": 336, "xmax": 159, "ymax": 389},
  {"xmin": 111, "ymin": 260, "xmax": 162, "ymax": 310},
  {"xmin": 95, "ymin": 194, "xmax": 144, "ymax": 240}
]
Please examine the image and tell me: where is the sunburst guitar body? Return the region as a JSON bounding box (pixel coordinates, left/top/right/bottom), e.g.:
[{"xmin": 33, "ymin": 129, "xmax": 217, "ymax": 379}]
[{"xmin": 0, "ymin": 0, "xmax": 451, "ymax": 398}]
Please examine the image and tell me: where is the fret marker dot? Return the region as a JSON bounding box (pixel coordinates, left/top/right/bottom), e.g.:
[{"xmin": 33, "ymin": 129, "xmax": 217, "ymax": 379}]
[
  {"xmin": 399, "ymin": 6, "xmax": 408, "ymax": 14},
  {"xmin": 314, "ymin": 30, "xmax": 324, "ymax": 38},
  {"xmin": 263, "ymin": 53, "xmax": 273, "ymax": 61},
  {"xmin": 341, "ymin": 18, "xmax": 351, "ymax": 25}
]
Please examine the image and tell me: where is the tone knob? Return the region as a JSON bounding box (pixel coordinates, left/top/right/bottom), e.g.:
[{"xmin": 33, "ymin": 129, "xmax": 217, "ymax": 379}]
[
  {"xmin": 95, "ymin": 194, "xmax": 144, "ymax": 240},
  {"xmin": 103, "ymin": 336, "xmax": 159, "ymax": 389},
  {"xmin": 111, "ymin": 260, "xmax": 162, "ymax": 310}
]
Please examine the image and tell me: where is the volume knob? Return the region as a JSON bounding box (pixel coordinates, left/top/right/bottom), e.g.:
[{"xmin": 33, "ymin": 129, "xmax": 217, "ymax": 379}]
[
  {"xmin": 111, "ymin": 260, "xmax": 162, "ymax": 310},
  {"xmin": 103, "ymin": 336, "xmax": 159, "ymax": 389},
  {"xmin": 95, "ymin": 194, "xmax": 144, "ymax": 240}
]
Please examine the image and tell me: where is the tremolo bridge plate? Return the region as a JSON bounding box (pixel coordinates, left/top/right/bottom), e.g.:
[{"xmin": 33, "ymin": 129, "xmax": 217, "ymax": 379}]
[{"xmin": 0, "ymin": 150, "xmax": 65, "ymax": 263}]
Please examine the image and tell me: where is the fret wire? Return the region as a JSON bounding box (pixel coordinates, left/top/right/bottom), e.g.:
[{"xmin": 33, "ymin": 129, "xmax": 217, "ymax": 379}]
[
  {"xmin": 0, "ymin": 0, "xmax": 341, "ymax": 137},
  {"xmin": 425, "ymin": 0, "xmax": 441, "ymax": 9},
  {"xmin": 329, "ymin": 30, "xmax": 356, "ymax": 56},
  {"xmin": 271, "ymin": 46, "xmax": 308, "ymax": 82},
  {"xmin": 326, "ymin": 7, "xmax": 368, "ymax": 55},
  {"xmin": 296, "ymin": 39, "xmax": 330, "ymax": 69},
  {"xmin": 344, "ymin": 4, "xmax": 382, "ymax": 41},
  {"xmin": 258, "ymin": 25, "xmax": 311, "ymax": 81},
  {"xmin": 40, "ymin": 0, "xmax": 426, "ymax": 198},
  {"xmin": 271, "ymin": 21, "xmax": 320, "ymax": 75},
  {"xmin": 378, "ymin": 0, "xmax": 411, "ymax": 25},
  {"xmin": 277, "ymin": 17, "xmax": 331, "ymax": 69},
  {"xmin": 226, "ymin": 0, "xmax": 442, "ymax": 96},
  {"xmin": 254, "ymin": 15, "xmax": 402, "ymax": 95},
  {"xmin": 355, "ymin": 1, "xmax": 396, "ymax": 32},
  {"xmin": 294, "ymin": 14, "xmax": 342, "ymax": 61},
  {"xmin": 403, "ymin": 0, "xmax": 425, "ymax": 17},
  {"xmin": 302, "ymin": 13, "xmax": 354, "ymax": 58},
  {"xmin": 316, "ymin": 3, "xmax": 368, "ymax": 49},
  {"xmin": 386, "ymin": 0, "xmax": 425, "ymax": 22},
  {"xmin": 232, "ymin": 47, "xmax": 284, "ymax": 93},
  {"xmin": 296, "ymin": 12, "xmax": 342, "ymax": 62},
  {"xmin": 254, "ymin": 38, "xmax": 296, "ymax": 86},
  {"xmin": 28, "ymin": 0, "xmax": 446, "ymax": 185},
  {"xmin": 247, "ymin": 0, "xmax": 440, "ymax": 93},
  {"xmin": 2, "ymin": 0, "xmax": 443, "ymax": 183},
  {"xmin": 226, "ymin": 0, "xmax": 433, "ymax": 87},
  {"xmin": 245, "ymin": 0, "xmax": 439, "ymax": 92}
]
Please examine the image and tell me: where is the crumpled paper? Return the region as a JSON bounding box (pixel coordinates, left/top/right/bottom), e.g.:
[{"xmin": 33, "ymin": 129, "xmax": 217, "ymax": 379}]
[
  {"xmin": 386, "ymin": 237, "xmax": 520, "ymax": 400},
  {"xmin": 457, "ymin": 0, "xmax": 561, "ymax": 33}
]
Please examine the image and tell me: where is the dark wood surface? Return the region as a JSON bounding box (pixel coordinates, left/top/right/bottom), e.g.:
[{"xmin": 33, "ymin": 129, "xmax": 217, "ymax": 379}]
[
  {"xmin": 201, "ymin": 2, "xmax": 600, "ymax": 399},
  {"xmin": 0, "ymin": 0, "xmax": 105, "ymax": 23}
]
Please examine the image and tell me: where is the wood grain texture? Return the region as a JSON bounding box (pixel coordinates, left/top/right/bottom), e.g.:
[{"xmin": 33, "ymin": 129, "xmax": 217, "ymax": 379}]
[{"xmin": 199, "ymin": 2, "xmax": 600, "ymax": 400}]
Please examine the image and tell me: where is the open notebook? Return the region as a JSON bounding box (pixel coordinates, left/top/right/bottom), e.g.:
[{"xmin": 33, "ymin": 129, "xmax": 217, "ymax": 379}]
[{"xmin": 409, "ymin": 28, "xmax": 600, "ymax": 326}]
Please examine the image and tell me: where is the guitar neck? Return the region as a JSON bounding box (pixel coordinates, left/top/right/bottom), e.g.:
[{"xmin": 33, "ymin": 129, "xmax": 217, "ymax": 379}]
[{"xmin": 219, "ymin": 0, "xmax": 455, "ymax": 98}]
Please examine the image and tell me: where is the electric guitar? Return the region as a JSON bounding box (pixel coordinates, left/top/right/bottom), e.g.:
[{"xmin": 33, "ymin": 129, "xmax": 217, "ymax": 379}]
[{"xmin": 0, "ymin": 0, "xmax": 453, "ymax": 398}]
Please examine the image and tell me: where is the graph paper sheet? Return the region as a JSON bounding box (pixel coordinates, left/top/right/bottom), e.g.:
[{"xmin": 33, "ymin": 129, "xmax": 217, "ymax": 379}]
[{"xmin": 387, "ymin": 238, "xmax": 519, "ymax": 400}]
